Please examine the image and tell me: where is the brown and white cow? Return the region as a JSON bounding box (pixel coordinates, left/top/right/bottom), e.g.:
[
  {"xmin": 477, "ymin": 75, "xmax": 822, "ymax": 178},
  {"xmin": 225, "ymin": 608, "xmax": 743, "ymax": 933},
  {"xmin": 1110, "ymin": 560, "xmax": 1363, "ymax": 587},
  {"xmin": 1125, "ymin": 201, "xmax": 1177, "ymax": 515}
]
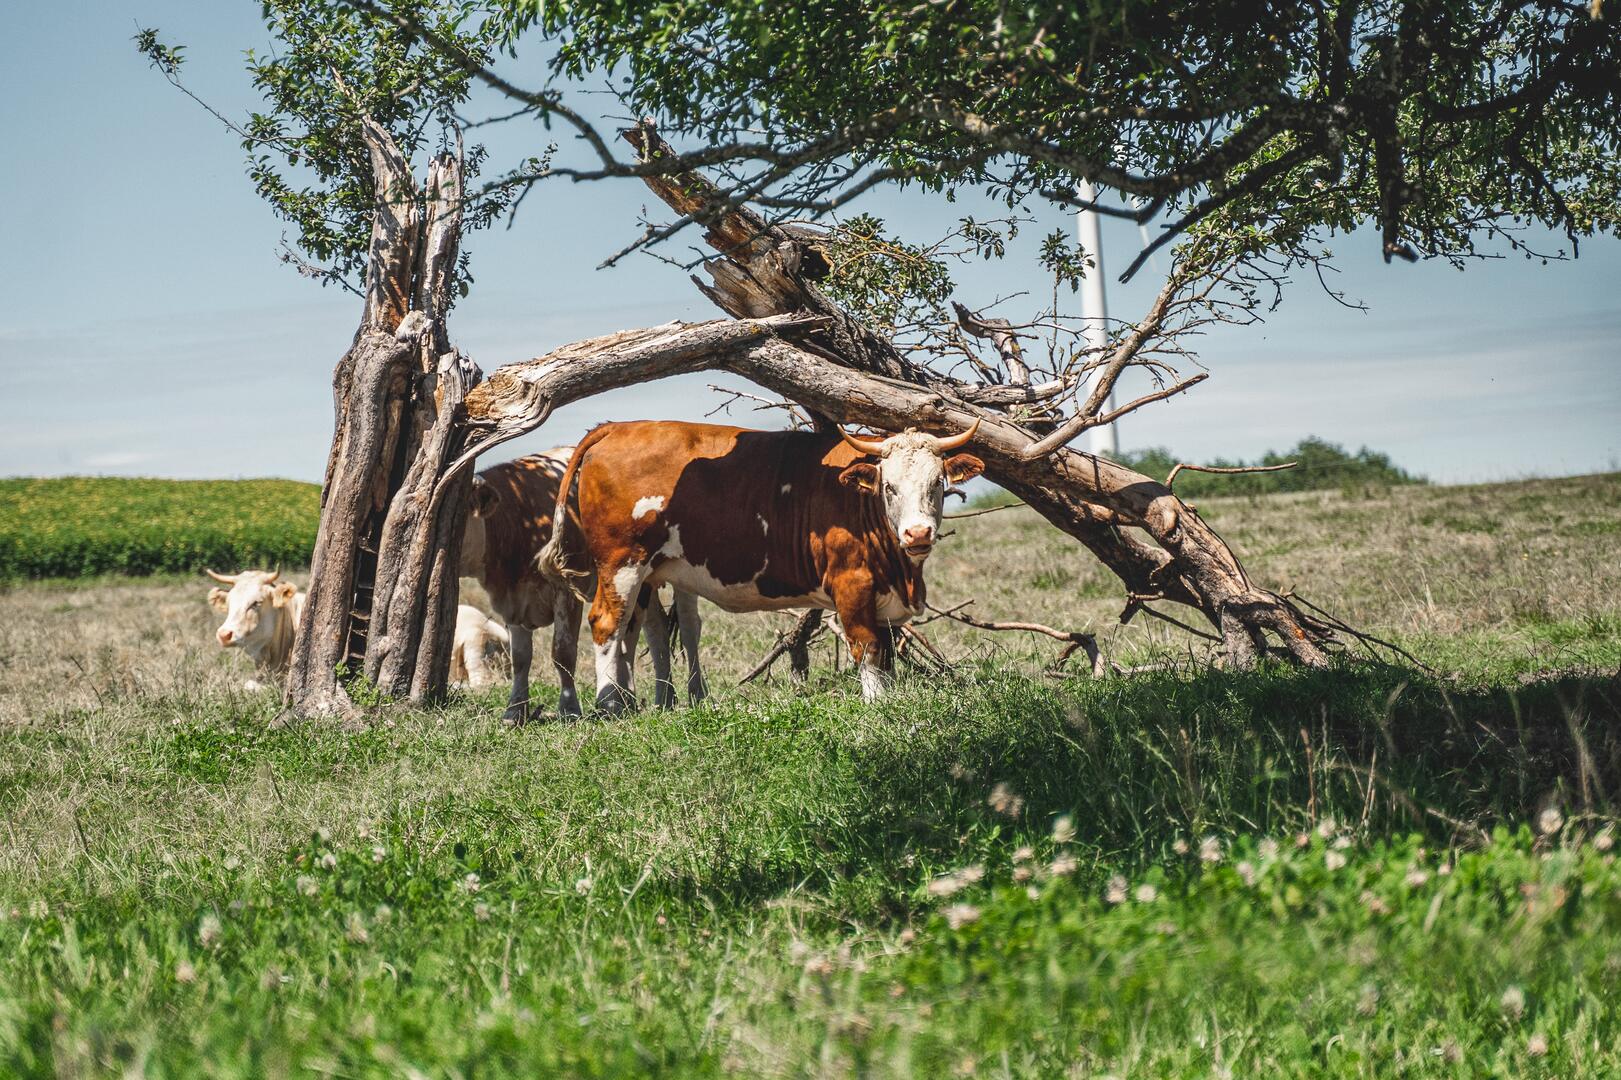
[
  {"xmin": 460, "ymin": 450, "xmax": 593, "ymax": 722},
  {"xmin": 206, "ymin": 568, "xmax": 305, "ymax": 690},
  {"xmin": 540, "ymin": 419, "xmax": 983, "ymax": 710}
]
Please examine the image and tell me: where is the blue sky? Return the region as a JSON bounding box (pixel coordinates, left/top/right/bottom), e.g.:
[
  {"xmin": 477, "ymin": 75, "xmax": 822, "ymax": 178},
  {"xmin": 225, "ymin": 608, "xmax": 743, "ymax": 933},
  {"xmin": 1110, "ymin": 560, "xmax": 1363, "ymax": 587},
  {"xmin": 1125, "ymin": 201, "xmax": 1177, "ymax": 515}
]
[{"xmin": 2, "ymin": 1, "xmax": 1617, "ymax": 485}]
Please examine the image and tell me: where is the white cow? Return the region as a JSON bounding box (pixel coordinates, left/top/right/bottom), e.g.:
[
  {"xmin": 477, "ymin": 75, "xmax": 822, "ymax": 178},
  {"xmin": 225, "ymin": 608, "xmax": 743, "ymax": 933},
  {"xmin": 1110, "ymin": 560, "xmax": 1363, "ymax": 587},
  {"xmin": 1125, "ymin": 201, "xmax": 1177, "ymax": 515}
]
[
  {"xmin": 450, "ymin": 603, "xmax": 511, "ymax": 690},
  {"xmin": 206, "ymin": 569, "xmax": 304, "ymax": 691}
]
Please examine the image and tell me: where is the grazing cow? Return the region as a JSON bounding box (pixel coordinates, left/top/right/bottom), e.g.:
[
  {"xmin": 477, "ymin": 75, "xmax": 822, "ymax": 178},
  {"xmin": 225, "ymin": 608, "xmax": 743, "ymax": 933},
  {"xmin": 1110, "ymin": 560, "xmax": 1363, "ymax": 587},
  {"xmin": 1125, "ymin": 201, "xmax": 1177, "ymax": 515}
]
[
  {"xmin": 540, "ymin": 419, "xmax": 983, "ymax": 709},
  {"xmin": 460, "ymin": 450, "xmax": 592, "ymax": 722},
  {"xmin": 449, "ymin": 603, "xmax": 511, "ymax": 690},
  {"xmin": 206, "ymin": 568, "xmax": 304, "ymax": 691}
]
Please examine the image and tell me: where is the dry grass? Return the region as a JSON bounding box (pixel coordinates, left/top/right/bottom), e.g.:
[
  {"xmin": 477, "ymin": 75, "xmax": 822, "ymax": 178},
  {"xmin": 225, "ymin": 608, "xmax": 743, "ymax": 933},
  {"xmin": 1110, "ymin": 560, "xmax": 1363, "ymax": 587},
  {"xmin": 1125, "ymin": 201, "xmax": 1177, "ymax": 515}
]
[{"xmin": 2, "ymin": 472, "xmax": 1616, "ymax": 730}]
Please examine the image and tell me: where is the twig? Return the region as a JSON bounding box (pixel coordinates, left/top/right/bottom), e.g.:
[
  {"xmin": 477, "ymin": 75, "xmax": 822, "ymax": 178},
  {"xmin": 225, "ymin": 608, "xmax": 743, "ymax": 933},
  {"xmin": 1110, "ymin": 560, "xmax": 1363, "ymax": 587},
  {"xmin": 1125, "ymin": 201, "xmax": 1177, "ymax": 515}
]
[
  {"xmin": 1165, "ymin": 460, "xmax": 1297, "ymax": 492},
  {"xmin": 1120, "ymin": 596, "xmax": 1224, "ymax": 642},
  {"xmin": 944, "ymin": 501, "xmax": 1026, "ymax": 520},
  {"xmin": 925, "ymin": 602, "xmax": 1105, "ymax": 678}
]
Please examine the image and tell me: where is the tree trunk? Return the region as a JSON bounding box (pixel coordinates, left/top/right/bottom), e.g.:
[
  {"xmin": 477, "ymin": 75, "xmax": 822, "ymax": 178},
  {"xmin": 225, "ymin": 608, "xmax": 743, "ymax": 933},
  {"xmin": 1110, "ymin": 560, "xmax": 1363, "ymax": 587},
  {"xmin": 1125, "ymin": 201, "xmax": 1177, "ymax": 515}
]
[{"xmin": 285, "ymin": 124, "xmax": 480, "ymax": 718}]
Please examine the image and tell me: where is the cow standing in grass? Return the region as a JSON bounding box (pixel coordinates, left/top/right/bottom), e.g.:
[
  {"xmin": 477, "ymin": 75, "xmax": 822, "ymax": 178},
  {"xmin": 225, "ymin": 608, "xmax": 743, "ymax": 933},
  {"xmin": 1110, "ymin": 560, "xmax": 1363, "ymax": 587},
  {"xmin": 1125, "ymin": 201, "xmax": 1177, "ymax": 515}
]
[
  {"xmin": 459, "ymin": 451, "xmax": 593, "ymax": 723},
  {"xmin": 206, "ymin": 568, "xmax": 305, "ymax": 691},
  {"xmin": 540, "ymin": 420, "xmax": 983, "ymax": 710}
]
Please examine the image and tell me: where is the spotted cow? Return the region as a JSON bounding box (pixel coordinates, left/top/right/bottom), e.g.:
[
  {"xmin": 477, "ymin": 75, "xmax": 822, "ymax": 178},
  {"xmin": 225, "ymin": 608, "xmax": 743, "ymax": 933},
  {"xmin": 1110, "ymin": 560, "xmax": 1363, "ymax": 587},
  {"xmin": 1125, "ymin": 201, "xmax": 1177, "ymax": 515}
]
[{"xmin": 539, "ymin": 420, "xmax": 983, "ymax": 709}]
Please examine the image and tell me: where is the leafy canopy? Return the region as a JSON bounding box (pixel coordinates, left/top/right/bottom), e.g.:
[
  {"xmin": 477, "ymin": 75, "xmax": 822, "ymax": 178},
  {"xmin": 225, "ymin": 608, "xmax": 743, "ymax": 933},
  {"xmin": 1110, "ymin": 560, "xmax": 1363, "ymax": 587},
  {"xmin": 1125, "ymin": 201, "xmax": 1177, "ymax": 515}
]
[
  {"xmin": 140, "ymin": 1, "xmax": 508, "ymax": 294},
  {"xmin": 500, "ymin": 0, "xmax": 1620, "ymax": 277}
]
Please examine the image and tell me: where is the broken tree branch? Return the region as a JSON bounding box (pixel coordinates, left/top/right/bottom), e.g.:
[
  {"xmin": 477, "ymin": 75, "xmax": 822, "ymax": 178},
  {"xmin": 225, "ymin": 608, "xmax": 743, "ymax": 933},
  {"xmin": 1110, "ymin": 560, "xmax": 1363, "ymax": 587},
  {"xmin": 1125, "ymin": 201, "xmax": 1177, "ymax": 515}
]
[{"xmin": 1166, "ymin": 460, "xmax": 1298, "ymax": 492}]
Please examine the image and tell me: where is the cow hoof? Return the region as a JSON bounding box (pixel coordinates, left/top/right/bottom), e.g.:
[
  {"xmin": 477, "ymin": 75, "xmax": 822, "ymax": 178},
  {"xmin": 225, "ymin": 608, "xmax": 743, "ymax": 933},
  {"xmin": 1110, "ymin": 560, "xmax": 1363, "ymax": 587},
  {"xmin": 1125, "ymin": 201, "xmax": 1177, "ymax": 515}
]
[{"xmin": 502, "ymin": 706, "xmax": 529, "ymax": 728}]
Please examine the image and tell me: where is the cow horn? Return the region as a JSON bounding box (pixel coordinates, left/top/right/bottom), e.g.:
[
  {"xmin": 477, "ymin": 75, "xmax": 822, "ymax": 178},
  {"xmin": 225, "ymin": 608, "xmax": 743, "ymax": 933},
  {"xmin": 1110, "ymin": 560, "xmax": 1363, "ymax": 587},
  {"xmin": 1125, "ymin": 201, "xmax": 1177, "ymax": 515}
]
[
  {"xmin": 931, "ymin": 418, "xmax": 981, "ymax": 452},
  {"xmin": 838, "ymin": 426, "xmax": 888, "ymax": 457},
  {"xmin": 205, "ymin": 569, "xmax": 237, "ymax": 585},
  {"xmin": 264, "ymin": 570, "xmax": 280, "ymax": 585}
]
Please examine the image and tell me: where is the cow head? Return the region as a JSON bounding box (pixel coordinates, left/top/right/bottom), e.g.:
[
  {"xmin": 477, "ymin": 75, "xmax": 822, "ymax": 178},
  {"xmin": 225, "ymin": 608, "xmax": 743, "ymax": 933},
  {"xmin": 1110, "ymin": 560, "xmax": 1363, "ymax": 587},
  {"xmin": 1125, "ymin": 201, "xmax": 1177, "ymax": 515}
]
[
  {"xmin": 460, "ymin": 478, "xmax": 497, "ymax": 577},
  {"xmin": 206, "ymin": 569, "xmax": 296, "ymax": 650},
  {"xmin": 837, "ymin": 421, "xmax": 984, "ymax": 560}
]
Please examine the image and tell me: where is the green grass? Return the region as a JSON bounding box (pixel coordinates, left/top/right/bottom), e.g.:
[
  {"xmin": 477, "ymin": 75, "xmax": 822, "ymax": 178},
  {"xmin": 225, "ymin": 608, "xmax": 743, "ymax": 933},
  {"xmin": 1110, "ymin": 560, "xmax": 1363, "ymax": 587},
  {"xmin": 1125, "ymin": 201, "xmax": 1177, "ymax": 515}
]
[
  {"xmin": 0, "ymin": 477, "xmax": 319, "ymax": 580},
  {"xmin": 2, "ymin": 472, "xmax": 1620, "ymax": 1074},
  {"xmin": 3, "ymin": 655, "xmax": 1620, "ymax": 1076}
]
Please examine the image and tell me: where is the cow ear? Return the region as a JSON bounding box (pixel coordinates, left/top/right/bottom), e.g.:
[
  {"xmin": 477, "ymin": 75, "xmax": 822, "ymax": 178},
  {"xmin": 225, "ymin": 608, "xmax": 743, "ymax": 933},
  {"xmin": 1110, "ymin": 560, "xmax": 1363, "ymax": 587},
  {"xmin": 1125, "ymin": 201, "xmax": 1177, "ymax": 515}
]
[
  {"xmin": 271, "ymin": 581, "xmax": 297, "ymax": 607},
  {"xmin": 208, "ymin": 588, "xmax": 229, "ymax": 613},
  {"xmin": 471, "ymin": 480, "xmax": 497, "ymax": 517},
  {"xmin": 838, "ymin": 462, "xmax": 880, "ymax": 494},
  {"xmin": 944, "ymin": 453, "xmax": 985, "ymax": 485}
]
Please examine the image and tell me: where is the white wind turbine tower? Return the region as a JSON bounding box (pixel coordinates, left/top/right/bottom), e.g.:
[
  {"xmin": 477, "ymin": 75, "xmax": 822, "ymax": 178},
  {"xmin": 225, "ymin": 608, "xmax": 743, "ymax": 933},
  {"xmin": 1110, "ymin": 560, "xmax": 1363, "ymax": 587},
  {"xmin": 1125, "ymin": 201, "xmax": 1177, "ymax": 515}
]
[{"xmin": 1075, "ymin": 178, "xmax": 1118, "ymax": 456}]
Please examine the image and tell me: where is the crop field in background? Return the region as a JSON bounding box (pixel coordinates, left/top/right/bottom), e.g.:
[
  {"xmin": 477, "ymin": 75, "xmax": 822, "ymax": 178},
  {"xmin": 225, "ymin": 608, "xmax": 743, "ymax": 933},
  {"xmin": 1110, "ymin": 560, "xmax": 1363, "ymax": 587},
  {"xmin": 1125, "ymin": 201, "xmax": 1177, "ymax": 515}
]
[
  {"xmin": 0, "ymin": 472, "xmax": 1618, "ymax": 1075},
  {"xmin": 0, "ymin": 477, "xmax": 321, "ymax": 580}
]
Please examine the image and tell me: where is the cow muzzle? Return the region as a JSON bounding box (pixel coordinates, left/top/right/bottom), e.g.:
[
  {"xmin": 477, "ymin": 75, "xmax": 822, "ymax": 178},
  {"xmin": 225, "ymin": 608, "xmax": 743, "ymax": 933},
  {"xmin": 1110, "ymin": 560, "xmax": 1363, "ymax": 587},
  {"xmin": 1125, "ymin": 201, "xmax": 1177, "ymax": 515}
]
[
  {"xmin": 901, "ymin": 526, "xmax": 935, "ymax": 557},
  {"xmin": 217, "ymin": 627, "xmax": 237, "ymax": 647}
]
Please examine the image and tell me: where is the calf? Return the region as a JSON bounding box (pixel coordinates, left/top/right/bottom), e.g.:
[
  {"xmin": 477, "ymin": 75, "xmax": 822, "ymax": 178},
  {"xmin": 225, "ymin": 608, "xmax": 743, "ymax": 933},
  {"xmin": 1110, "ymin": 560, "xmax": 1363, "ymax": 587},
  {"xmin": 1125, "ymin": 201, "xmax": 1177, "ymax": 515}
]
[
  {"xmin": 540, "ymin": 420, "xmax": 982, "ymax": 709},
  {"xmin": 449, "ymin": 603, "xmax": 511, "ymax": 690},
  {"xmin": 206, "ymin": 568, "xmax": 304, "ymax": 691}
]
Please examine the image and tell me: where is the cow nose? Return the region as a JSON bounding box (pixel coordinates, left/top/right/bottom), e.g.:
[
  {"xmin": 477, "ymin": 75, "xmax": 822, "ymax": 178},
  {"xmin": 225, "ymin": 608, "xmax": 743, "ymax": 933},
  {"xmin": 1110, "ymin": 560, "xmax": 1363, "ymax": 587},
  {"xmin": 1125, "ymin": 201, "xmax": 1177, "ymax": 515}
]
[
  {"xmin": 902, "ymin": 526, "xmax": 934, "ymax": 549},
  {"xmin": 217, "ymin": 627, "xmax": 235, "ymax": 646}
]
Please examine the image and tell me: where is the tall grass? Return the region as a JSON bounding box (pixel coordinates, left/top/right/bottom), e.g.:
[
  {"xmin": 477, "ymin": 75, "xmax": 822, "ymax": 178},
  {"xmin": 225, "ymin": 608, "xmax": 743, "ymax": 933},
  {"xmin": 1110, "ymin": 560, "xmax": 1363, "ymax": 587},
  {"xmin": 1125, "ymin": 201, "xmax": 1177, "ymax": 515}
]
[{"xmin": 0, "ymin": 477, "xmax": 319, "ymax": 579}]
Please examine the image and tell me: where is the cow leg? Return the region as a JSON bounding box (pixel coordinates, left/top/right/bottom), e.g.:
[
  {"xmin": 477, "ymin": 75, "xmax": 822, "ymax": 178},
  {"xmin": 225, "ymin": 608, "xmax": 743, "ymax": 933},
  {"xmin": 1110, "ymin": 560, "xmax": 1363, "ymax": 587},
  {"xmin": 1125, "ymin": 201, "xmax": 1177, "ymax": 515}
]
[
  {"xmin": 551, "ymin": 590, "xmax": 583, "ymax": 718},
  {"xmin": 589, "ymin": 561, "xmax": 649, "ymax": 714},
  {"xmin": 504, "ymin": 624, "xmax": 534, "ymax": 726},
  {"xmin": 674, "ymin": 590, "xmax": 707, "ymax": 705},
  {"xmin": 831, "ymin": 575, "xmax": 888, "ymax": 701},
  {"xmin": 462, "ymin": 635, "xmax": 491, "ymax": 691},
  {"xmin": 641, "ymin": 588, "xmax": 677, "ymax": 710}
]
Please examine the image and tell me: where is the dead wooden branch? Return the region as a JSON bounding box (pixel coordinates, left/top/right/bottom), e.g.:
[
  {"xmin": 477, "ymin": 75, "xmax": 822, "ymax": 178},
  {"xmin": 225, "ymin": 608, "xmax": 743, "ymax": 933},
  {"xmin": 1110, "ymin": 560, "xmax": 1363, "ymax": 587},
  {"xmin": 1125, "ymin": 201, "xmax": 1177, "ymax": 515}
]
[
  {"xmin": 1166, "ymin": 460, "xmax": 1298, "ymax": 493},
  {"xmin": 740, "ymin": 608, "xmax": 827, "ymax": 684},
  {"xmin": 952, "ymin": 300, "xmax": 1031, "ymax": 384},
  {"xmin": 925, "ymin": 601, "xmax": 1106, "ymax": 678},
  {"xmin": 944, "ymin": 501, "xmax": 1027, "ymax": 520}
]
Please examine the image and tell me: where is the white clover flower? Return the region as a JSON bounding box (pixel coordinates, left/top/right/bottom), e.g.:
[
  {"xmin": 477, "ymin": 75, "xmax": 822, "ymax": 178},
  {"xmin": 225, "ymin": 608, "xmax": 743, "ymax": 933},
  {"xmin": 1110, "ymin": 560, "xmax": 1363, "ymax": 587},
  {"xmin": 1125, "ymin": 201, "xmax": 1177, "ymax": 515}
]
[
  {"xmin": 371, "ymin": 845, "xmax": 386, "ymax": 864},
  {"xmin": 1596, "ymin": 830, "xmax": 1615, "ymax": 852},
  {"xmin": 927, "ymin": 873, "xmax": 966, "ymax": 898},
  {"xmin": 1405, "ymin": 868, "xmax": 1431, "ymax": 888},
  {"xmin": 1052, "ymin": 815, "xmax": 1076, "ymax": 845},
  {"xmin": 987, "ymin": 782, "xmax": 1025, "ymax": 818},
  {"xmin": 1133, "ymin": 883, "xmax": 1158, "ymax": 903},
  {"xmin": 944, "ymin": 904, "xmax": 981, "ymax": 929},
  {"xmin": 1199, "ymin": 836, "xmax": 1223, "ymax": 864},
  {"xmin": 474, "ymin": 903, "xmax": 491, "ymax": 922},
  {"xmin": 575, "ymin": 876, "xmax": 594, "ymax": 896},
  {"xmin": 1332, "ymin": 835, "xmax": 1352, "ymax": 851},
  {"xmin": 1325, "ymin": 850, "xmax": 1347, "ymax": 871},
  {"xmin": 1104, "ymin": 875, "xmax": 1128, "ymax": 905},
  {"xmin": 1236, "ymin": 861, "xmax": 1258, "ymax": 887},
  {"xmin": 1012, "ymin": 865, "xmax": 1033, "ymax": 883},
  {"xmin": 1538, "ymin": 807, "xmax": 1565, "ymax": 836},
  {"xmin": 1049, "ymin": 853, "xmax": 1078, "ymax": 877},
  {"xmin": 463, "ymin": 873, "xmax": 481, "ymax": 894},
  {"xmin": 1316, "ymin": 817, "xmax": 1337, "ymax": 839},
  {"xmin": 197, "ymin": 913, "xmax": 223, "ymax": 950},
  {"xmin": 296, "ymin": 875, "xmax": 317, "ymax": 897},
  {"xmin": 1500, "ymin": 986, "xmax": 1526, "ymax": 1020},
  {"xmin": 174, "ymin": 961, "xmax": 197, "ymax": 984},
  {"xmin": 958, "ymin": 865, "xmax": 985, "ymax": 885},
  {"xmin": 373, "ymin": 904, "xmax": 393, "ymax": 924},
  {"xmin": 1171, "ymin": 837, "xmax": 1190, "ymax": 856},
  {"xmin": 1258, "ymin": 837, "xmax": 1280, "ymax": 860},
  {"xmin": 1012, "ymin": 846, "xmax": 1035, "ymax": 863},
  {"xmin": 1527, "ymin": 1033, "xmax": 1549, "ymax": 1057},
  {"xmin": 319, "ymin": 852, "xmax": 338, "ymax": 871},
  {"xmin": 345, "ymin": 913, "xmax": 369, "ymax": 944}
]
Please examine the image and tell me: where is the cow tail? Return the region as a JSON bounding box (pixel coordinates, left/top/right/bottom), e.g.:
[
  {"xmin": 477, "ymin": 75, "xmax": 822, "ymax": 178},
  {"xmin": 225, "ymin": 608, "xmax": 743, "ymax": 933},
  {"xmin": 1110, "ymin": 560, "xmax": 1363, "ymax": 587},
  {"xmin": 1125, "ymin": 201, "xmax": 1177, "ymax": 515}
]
[{"xmin": 537, "ymin": 424, "xmax": 613, "ymax": 601}]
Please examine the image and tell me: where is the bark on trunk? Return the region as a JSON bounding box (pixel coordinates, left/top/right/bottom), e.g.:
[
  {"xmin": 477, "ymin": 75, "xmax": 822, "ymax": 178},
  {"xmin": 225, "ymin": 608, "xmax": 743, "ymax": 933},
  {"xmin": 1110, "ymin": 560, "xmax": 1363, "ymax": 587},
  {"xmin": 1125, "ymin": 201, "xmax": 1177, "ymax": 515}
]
[{"xmin": 285, "ymin": 126, "xmax": 482, "ymax": 718}]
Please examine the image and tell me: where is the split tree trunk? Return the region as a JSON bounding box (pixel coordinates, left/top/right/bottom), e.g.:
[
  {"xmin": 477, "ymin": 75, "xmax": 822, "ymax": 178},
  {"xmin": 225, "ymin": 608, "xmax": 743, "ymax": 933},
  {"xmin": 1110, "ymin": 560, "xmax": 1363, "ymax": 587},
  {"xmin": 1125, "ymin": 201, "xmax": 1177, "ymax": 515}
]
[{"xmin": 285, "ymin": 121, "xmax": 480, "ymax": 718}]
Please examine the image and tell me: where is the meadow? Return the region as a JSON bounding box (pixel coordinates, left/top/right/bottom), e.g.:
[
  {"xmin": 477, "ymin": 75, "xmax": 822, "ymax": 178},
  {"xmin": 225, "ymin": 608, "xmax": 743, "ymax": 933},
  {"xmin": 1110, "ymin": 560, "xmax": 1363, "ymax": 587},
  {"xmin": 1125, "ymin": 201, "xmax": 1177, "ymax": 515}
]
[
  {"xmin": 0, "ymin": 472, "xmax": 1618, "ymax": 1076},
  {"xmin": 0, "ymin": 477, "xmax": 320, "ymax": 580}
]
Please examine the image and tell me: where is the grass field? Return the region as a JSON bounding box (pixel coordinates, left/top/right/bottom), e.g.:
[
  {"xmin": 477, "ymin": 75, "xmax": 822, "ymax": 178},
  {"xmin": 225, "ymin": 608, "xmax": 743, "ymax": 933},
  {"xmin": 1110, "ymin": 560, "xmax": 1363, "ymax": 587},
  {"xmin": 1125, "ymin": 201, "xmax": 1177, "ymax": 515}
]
[
  {"xmin": 0, "ymin": 472, "xmax": 1618, "ymax": 1075},
  {"xmin": 0, "ymin": 477, "xmax": 320, "ymax": 580}
]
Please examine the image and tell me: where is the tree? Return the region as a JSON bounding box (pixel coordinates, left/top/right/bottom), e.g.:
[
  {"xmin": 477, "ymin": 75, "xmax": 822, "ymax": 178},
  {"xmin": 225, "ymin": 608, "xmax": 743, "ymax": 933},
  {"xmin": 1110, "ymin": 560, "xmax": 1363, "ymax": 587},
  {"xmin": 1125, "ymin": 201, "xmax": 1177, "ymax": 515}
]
[{"xmin": 140, "ymin": 2, "xmax": 512, "ymax": 715}]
